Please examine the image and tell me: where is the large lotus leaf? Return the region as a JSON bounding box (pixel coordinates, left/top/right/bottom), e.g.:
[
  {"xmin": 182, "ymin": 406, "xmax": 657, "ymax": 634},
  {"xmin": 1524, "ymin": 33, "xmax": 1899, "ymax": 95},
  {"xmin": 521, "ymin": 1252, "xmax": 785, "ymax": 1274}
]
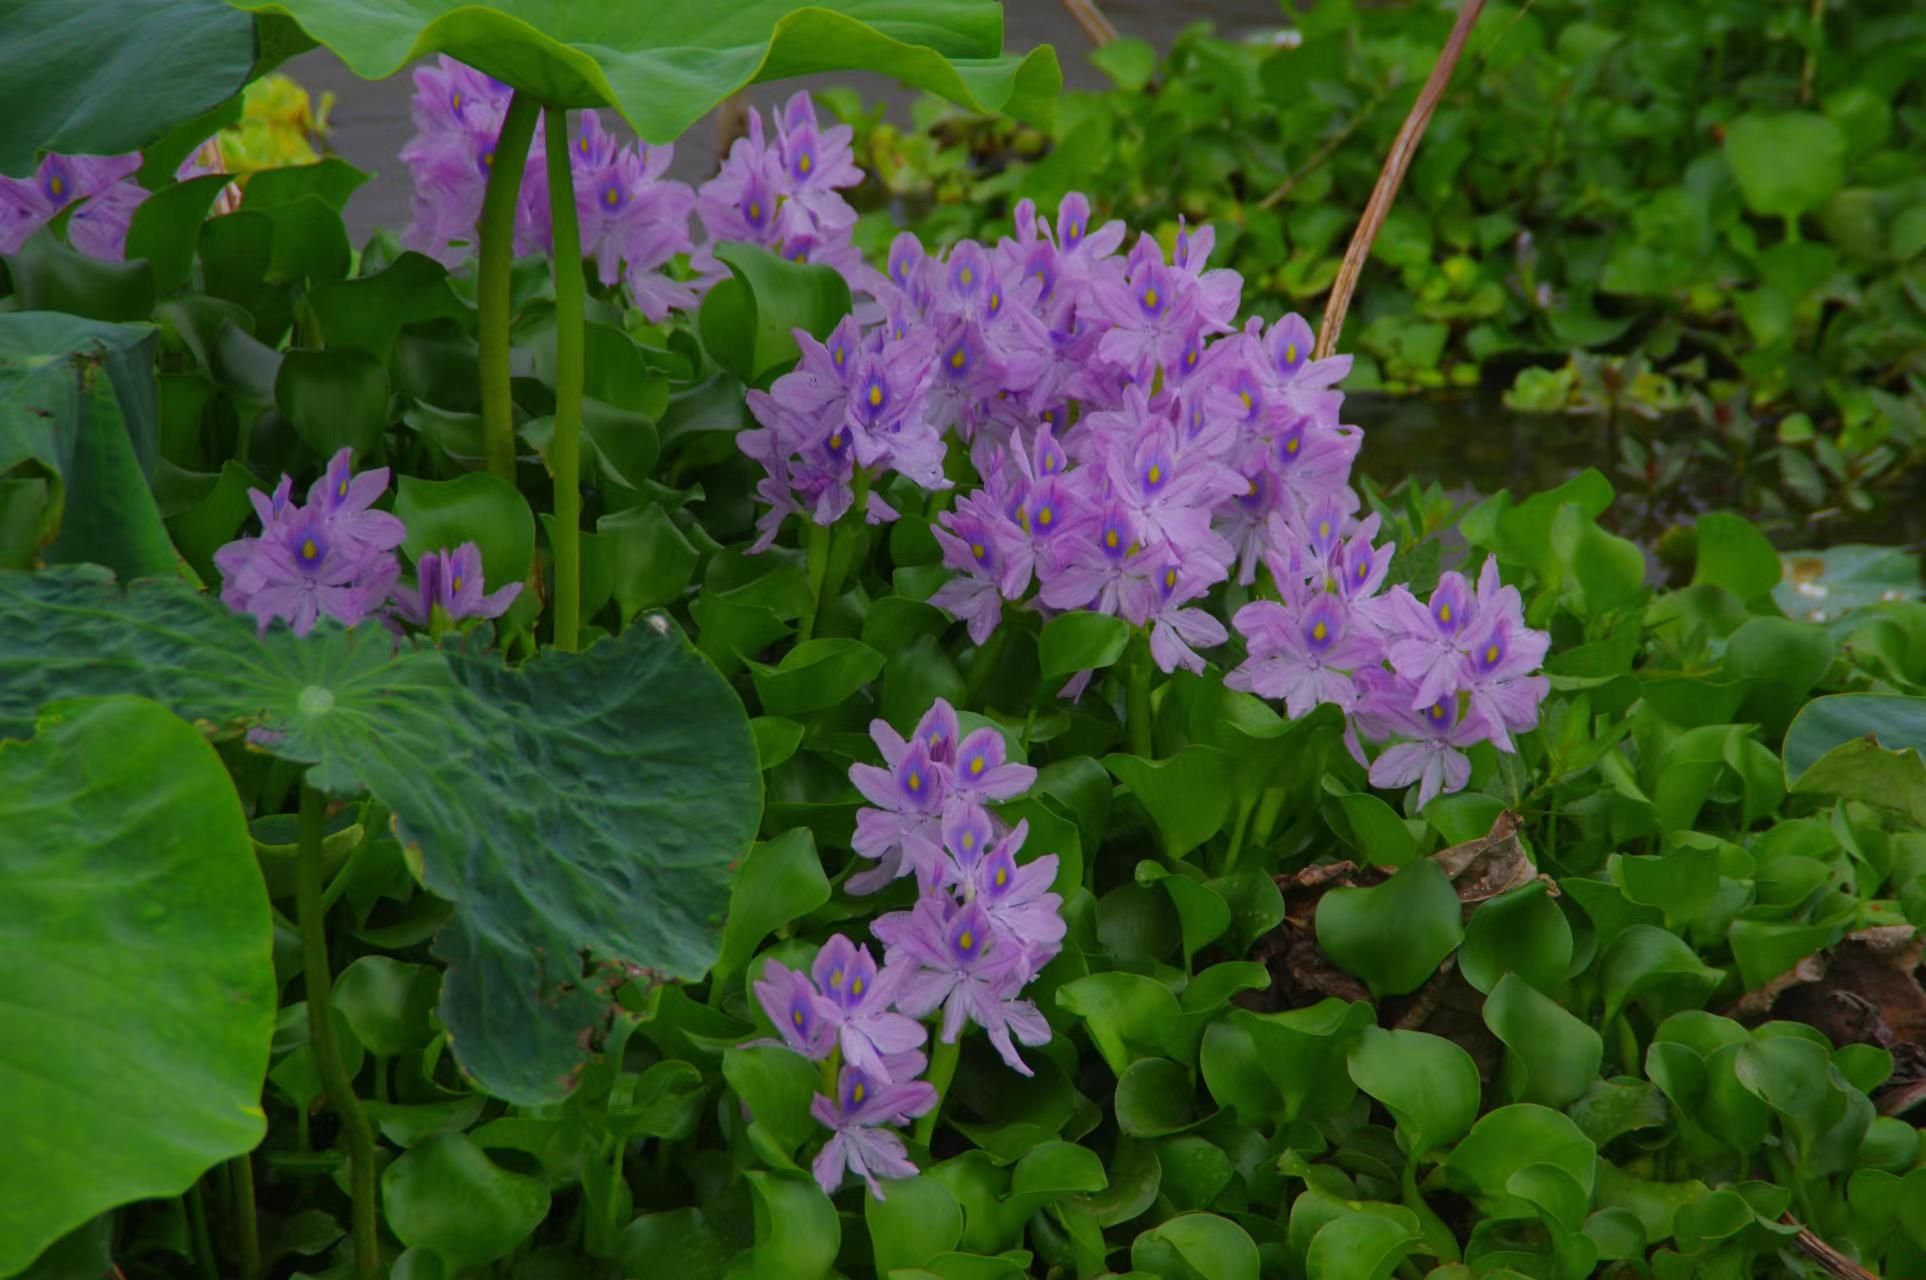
[
  {"xmin": 220, "ymin": 0, "xmax": 1060, "ymax": 139},
  {"xmin": 0, "ymin": 696, "xmax": 273, "ymax": 1278},
  {"xmin": 0, "ymin": 567, "xmax": 762, "ymax": 1104},
  {"xmin": 0, "ymin": 0, "xmax": 258, "ymax": 176},
  {"xmin": 0, "ymin": 312, "xmax": 189, "ymax": 582}
]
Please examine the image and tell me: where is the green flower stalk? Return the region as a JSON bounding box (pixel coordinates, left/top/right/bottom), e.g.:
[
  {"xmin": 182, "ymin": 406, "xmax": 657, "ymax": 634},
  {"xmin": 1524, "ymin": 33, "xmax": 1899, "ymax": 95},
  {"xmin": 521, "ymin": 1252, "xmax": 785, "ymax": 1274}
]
[
  {"xmin": 544, "ymin": 106, "xmax": 585, "ymax": 651},
  {"xmin": 476, "ymin": 91, "xmax": 539, "ymax": 483}
]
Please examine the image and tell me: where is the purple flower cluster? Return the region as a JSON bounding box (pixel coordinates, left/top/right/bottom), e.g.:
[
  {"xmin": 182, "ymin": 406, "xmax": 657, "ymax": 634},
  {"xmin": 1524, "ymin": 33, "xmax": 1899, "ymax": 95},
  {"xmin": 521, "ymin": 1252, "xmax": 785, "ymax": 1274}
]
[
  {"xmin": 398, "ymin": 58, "xmax": 698, "ymax": 320},
  {"xmin": 0, "ymin": 148, "xmax": 220, "ymax": 261},
  {"xmin": 214, "ymin": 448, "xmax": 517, "ymax": 637},
  {"xmin": 753, "ymin": 698, "xmax": 1063, "ymax": 1198},
  {"xmin": 696, "ymin": 92, "xmax": 868, "ymax": 290},
  {"xmin": 739, "ymin": 184, "xmax": 1553, "ymax": 804},
  {"xmin": 399, "ymin": 66, "xmax": 871, "ymax": 326}
]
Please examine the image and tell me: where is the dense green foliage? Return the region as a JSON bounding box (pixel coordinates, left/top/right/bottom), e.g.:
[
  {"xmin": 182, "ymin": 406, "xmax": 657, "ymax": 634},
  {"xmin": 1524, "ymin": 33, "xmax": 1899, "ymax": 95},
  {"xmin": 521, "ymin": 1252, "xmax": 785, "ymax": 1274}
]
[
  {"xmin": 843, "ymin": 0, "xmax": 1926, "ymax": 520},
  {"xmin": 4, "ymin": 3, "xmax": 1926, "ymax": 1280}
]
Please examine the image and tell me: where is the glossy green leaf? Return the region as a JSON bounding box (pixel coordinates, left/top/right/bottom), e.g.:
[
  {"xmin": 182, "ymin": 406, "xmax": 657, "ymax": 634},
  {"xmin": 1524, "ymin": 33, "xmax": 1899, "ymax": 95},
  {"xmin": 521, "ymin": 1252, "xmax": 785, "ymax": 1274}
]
[
  {"xmin": 699, "ymin": 241, "xmax": 852, "ymax": 385},
  {"xmin": 1038, "ymin": 611, "xmax": 1131, "ymax": 682},
  {"xmin": 1131, "ymin": 1213, "xmax": 1259, "ymax": 1280},
  {"xmin": 1483, "ymin": 972, "xmax": 1603, "ymax": 1107},
  {"xmin": 1328, "ymin": 782, "xmax": 1419, "ymax": 866},
  {"xmin": 867, "ymin": 1176, "xmax": 963, "ymax": 1273},
  {"xmin": 1346, "ymin": 1027, "xmax": 1481, "ymax": 1157},
  {"xmin": 1600, "ymin": 924, "xmax": 1723, "ymax": 1025},
  {"xmin": 382, "ymin": 1133, "xmax": 550, "ymax": 1273},
  {"xmin": 1304, "ymin": 1213, "xmax": 1421, "ymax": 1280},
  {"xmin": 1105, "ymin": 744, "xmax": 1235, "ymax": 859},
  {"xmin": 1725, "ymin": 112, "xmax": 1848, "ymax": 219},
  {"xmin": 1230, "ymin": 999, "xmax": 1375, "ymax": 1123},
  {"xmin": 309, "ymin": 251, "xmax": 469, "ymax": 359},
  {"xmin": 0, "ymin": 567, "xmax": 760, "ymax": 1104},
  {"xmin": 724, "ymin": 1043, "xmax": 820, "ymax": 1158},
  {"xmin": 1116, "ymin": 1057, "xmax": 1205, "ymax": 1137},
  {"xmin": 598, "ymin": 502, "xmax": 697, "ymax": 622},
  {"xmin": 749, "ymin": 637, "xmax": 885, "ymax": 716},
  {"xmin": 333, "ymin": 956, "xmax": 439, "ymax": 1058},
  {"xmin": 1785, "ymin": 693, "xmax": 1926, "ymax": 818},
  {"xmin": 124, "ymin": 174, "xmax": 233, "ymax": 295},
  {"xmin": 1691, "ymin": 513, "xmax": 1782, "ymax": 602},
  {"xmin": 0, "ymin": 0, "xmax": 258, "ymax": 177},
  {"xmin": 1443, "ymin": 1104, "xmax": 1597, "ymax": 1210},
  {"xmin": 0, "ymin": 312, "xmax": 190, "ymax": 582},
  {"xmin": 394, "ymin": 470, "xmax": 536, "ymax": 599},
  {"xmin": 0, "ymin": 697, "xmax": 272, "ymax": 1278},
  {"xmin": 275, "ymin": 346, "xmax": 391, "ymax": 461},
  {"xmin": 747, "ymin": 1171, "xmax": 841, "ymax": 1280},
  {"xmin": 1459, "ymin": 882, "xmax": 1572, "ymax": 996},
  {"xmin": 618, "ymin": 1208, "xmax": 728, "ymax": 1280},
  {"xmin": 714, "ymin": 829, "xmax": 830, "ymax": 987},
  {"xmin": 1315, "ymin": 860, "xmax": 1464, "ymax": 999},
  {"xmin": 1056, "ymin": 972, "xmax": 1184, "ymax": 1076}
]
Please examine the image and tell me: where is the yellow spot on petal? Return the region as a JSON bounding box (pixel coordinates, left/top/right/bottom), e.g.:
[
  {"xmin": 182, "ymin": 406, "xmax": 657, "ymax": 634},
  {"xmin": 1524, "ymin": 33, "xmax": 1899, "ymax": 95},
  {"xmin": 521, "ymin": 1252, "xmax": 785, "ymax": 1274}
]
[
  {"xmin": 852, "ymin": 977, "xmax": 864, "ymax": 995},
  {"xmin": 1485, "ymin": 642, "xmax": 1500, "ymax": 663},
  {"xmin": 852, "ymin": 1082, "xmax": 865, "ymax": 1102},
  {"xmin": 451, "ymin": 576, "xmax": 463, "ymax": 594},
  {"xmin": 1318, "ymin": 520, "xmax": 1331, "ymax": 539},
  {"xmin": 603, "ymin": 186, "xmax": 620, "ymax": 208},
  {"xmin": 960, "ymin": 267, "xmax": 973, "ymax": 285},
  {"xmin": 908, "ymin": 770, "xmax": 923, "ymax": 792},
  {"xmin": 792, "ymin": 1008, "xmax": 804, "ymax": 1026},
  {"xmin": 1312, "ymin": 621, "xmax": 1328, "ymax": 642},
  {"xmin": 1286, "ymin": 437, "xmax": 1301, "ymax": 454},
  {"xmin": 337, "ymin": 479, "xmax": 348, "ymax": 498},
  {"xmin": 799, "ymin": 152, "xmax": 813, "ymax": 174},
  {"xmin": 868, "ymin": 384, "xmax": 883, "ymax": 407},
  {"xmin": 1147, "ymin": 464, "xmax": 1163, "ymax": 485},
  {"xmin": 1286, "ymin": 343, "xmax": 1299, "ymax": 364},
  {"xmin": 748, "ymin": 201, "xmax": 761, "ymax": 221},
  {"xmin": 994, "ymin": 866, "xmax": 1008, "ymax": 887},
  {"xmin": 1104, "ymin": 529, "xmax": 1119, "ymax": 549},
  {"xmin": 1165, "ymin": 568, "xmax": 1177, "ymax": 589},
  {"xmin": 950, "ymin": 347, "xmax": 966, "ymax": 369},
  {"xmin": 830, "ymin": 968, "xmax": 844, "ymax": 989},
  {"xmin": 300, "ymin": 538, "xmax": 317, "ymax": 561},
  {"xmin": 1142, "ymin": 287, "xmax": 1160, "ymax": 308},
  {"xmin": 1439, "ymin": 603, "xmax": 1453, "ymax": 623},
  {"xmin": 1240, "ymin": 391, "xmax": 1252, "ymax": 411},
  {"xmin": 1038, "ymin": 506, "xmax": 1053, "ymax": 527},
  {"xmin": 969, "ymin": 757, "xmax": 985, "ymax": 776},
  {"xmin": 971, "ymin": 542, "xmax": 987, "ymax": 560},
  {"xmin": 958, "ymin": 930, "xmax": 975, "ymax": 951}
]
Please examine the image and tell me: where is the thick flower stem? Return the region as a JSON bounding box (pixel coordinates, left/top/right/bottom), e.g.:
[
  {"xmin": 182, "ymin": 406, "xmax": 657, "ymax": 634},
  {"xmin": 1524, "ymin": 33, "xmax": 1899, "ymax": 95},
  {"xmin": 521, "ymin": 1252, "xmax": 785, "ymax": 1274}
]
[
  {"xmin": 231, "ymin": 1154, "xmax": 261, "ymax": 1280},
  {"xmin": 477, "ymin": 91, "xmax": 540, "ymax": 483},
  {"xmin": 1125, "ymin": 632, "xmax": 1155, "ymax": 759},
  {"xmin": 544, "ymin": 106, "xmax": 585, "ymax": 651},
  {"xmin": 298, "ymin": 784, "xmax": 378, "ymax": 1280},
  {"xmin": 912, "ymin": 1036, "xmax": 962, "ymax": 1147}
]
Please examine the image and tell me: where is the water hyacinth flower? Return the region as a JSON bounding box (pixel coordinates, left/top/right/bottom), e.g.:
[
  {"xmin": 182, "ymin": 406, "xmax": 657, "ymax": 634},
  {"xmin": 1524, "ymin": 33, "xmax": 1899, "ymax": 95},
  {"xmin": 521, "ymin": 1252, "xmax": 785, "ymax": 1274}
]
[
  {"xmin": 753, "ymin": 959, "xmax": 836, "ymax": 1060},
  {"xmin": 733, "ymin": 183, "xmax": 1549, "ymax": 802},
  {"xmin": 809, "ymin": 935, "xmax": 927, "ymax": 1079},
  {"xmin": 810, "ymin": 1064, "xmax": 937, "ymax": 1199},
  {"xmin": 0, "ymin": 149, "xmax": 216, "ymax": 260},
  {"xmin": 390, "ymin": 542, "xmax": 522, "ymax": 629},
  {"xmin": 879, "ymin": 897, "xmax": 1052, "ymax": 1076},
  {"xmin": 398, "ymin": 55, "xmax": 699, "ymax": 317},
  {"xmin": 214, "ymin": 450, "xmax": 404, "ymax": 637}
]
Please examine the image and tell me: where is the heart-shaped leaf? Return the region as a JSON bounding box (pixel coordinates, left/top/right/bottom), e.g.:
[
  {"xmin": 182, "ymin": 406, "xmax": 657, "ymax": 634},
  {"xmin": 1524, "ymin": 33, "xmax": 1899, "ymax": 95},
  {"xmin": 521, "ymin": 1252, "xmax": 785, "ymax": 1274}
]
[
  {"xmin": 0, "ymin": 697, "xmax": 273, "ymax": 1278},
  {"xmin": 1346, "ymin": 1026, "xmax": 1481, "ymax": 1157},
  {"xmin": 222, "ymin": 0, "xmax": 1061, "ymax": 139},
  {"xmin": 1315, "ymin": 860, "xmax": 1465, "ymax": 999},
  {"xmin": 0, "ymin": 567, "xmax": 760, "ymax": 1104}
]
